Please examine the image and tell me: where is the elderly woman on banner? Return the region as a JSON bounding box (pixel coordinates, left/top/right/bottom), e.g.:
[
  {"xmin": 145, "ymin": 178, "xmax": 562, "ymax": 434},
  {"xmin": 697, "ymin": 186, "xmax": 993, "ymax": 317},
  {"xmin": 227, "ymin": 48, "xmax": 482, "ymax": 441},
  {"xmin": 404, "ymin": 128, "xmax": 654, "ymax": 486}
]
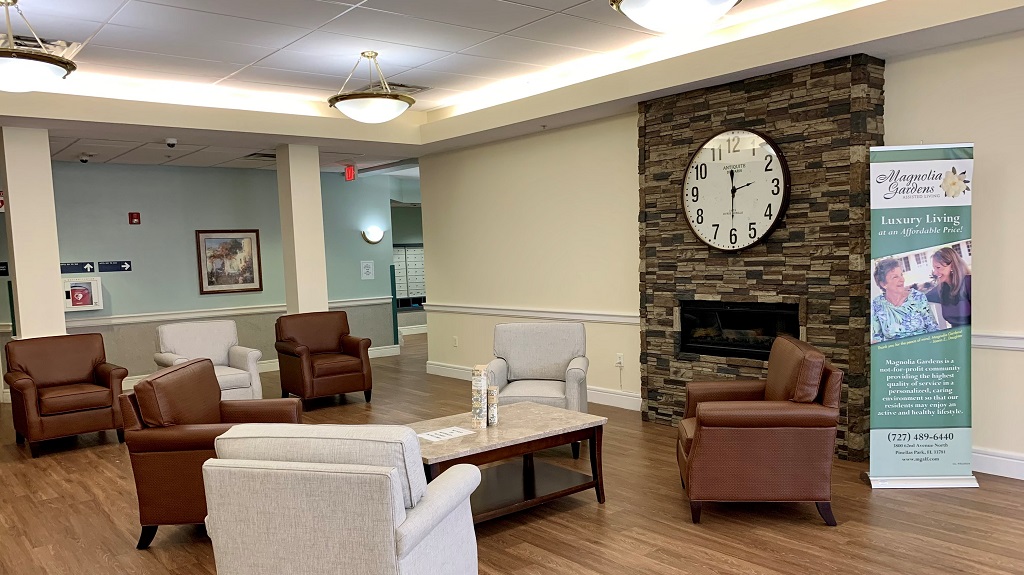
[
  {"xmin": 927, "ymin": 246, "xmax": 972, "ymax": 327},
  {"xmin": 871, "ymin": 258, "xmax": 940, "ymax": 344}
]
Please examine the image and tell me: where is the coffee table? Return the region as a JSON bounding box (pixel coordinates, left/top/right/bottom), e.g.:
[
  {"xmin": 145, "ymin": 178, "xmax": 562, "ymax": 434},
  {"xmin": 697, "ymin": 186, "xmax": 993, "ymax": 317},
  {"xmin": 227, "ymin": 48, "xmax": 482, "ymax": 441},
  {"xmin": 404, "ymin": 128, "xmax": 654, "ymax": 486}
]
[{"xmin": 408, "ymin": 402, "xmax": 607, "ymax": 523}]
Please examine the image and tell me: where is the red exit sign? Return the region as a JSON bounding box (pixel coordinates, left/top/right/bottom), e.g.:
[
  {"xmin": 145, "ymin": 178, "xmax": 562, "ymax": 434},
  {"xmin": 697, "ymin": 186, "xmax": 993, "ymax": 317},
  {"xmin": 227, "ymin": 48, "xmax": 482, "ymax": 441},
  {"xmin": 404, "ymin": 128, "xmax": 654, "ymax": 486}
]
[{"xmin": 344, "ymin": 165, "xmax": 357, "ymax": 181}]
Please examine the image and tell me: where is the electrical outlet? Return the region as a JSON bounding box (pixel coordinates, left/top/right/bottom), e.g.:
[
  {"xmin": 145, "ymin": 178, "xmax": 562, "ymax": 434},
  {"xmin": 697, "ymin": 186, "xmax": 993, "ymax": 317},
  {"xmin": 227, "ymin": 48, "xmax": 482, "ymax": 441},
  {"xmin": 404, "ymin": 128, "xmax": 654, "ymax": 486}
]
[
  {"xmin": 615, "ymin": 353, "xmax": 624, "ymax": 367},
  {"xmin": 453, "ymin": 336, "xmax": 459, "ymax": 348}
]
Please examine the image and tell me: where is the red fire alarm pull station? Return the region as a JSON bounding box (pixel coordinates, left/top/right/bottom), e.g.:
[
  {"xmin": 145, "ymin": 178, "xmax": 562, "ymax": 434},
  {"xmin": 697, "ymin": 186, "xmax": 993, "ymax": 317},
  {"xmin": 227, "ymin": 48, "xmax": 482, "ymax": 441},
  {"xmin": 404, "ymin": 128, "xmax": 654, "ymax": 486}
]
[
  {"xmin": 345, "ymin": 165, "xmax": 357, "ymax": 181},
  {"xmin": 129, "ymin": 212, "xmax": 141, "ymax": 225}
]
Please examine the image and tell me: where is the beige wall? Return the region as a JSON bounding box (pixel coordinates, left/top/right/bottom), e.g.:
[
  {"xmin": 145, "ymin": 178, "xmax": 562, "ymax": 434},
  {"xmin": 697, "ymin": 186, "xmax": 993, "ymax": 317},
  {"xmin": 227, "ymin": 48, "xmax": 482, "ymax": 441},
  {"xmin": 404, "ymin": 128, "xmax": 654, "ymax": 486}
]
[
  {"xmin": 884, "ymin": 30, "xmax": 1024, "ymax": 458},
  {"xmin": 420, "ymin": 114, "xmax": 641, "ymax": 395}
]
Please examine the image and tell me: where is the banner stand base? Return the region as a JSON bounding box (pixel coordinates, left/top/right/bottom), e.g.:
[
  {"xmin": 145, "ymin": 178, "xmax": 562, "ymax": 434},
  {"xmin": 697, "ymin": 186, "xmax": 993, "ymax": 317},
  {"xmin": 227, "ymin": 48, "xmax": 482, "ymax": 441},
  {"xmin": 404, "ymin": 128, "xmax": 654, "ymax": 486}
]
[{"xmin": 865, "ymin": 474, "xmax": 979, "ymax": 489}]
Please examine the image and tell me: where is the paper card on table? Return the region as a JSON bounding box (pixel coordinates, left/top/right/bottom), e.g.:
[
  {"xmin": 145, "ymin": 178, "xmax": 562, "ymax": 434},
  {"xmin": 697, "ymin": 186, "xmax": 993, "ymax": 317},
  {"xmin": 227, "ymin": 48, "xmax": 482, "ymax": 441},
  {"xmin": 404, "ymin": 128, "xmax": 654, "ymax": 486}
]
[{"xmin": 417, "ymin": 427, "xmax": 475, "ymax": 442}]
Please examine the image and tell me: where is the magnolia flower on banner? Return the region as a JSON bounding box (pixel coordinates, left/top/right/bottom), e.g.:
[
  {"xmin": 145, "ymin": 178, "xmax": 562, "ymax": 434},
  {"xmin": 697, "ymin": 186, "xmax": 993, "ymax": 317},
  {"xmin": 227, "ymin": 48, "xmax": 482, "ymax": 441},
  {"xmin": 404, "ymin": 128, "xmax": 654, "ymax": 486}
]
[{"xmin": 940, "ymin": 166, "xmax": 970, "ymax": 197}]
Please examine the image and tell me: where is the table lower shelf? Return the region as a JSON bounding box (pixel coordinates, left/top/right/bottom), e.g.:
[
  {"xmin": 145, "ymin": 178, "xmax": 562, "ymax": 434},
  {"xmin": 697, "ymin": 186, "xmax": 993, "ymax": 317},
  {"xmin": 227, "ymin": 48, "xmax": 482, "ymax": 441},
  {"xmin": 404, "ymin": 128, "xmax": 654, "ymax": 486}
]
[{"xmin": 471, "ymin": 459, "xmax": 596, "ymax": 523}]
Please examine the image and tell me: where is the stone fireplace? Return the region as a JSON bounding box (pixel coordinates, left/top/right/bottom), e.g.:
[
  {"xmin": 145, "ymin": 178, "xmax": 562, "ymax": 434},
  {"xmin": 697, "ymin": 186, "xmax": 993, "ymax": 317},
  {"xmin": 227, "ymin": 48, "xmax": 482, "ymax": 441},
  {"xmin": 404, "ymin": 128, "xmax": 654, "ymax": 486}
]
[
  {"xmin": 638, "ymin": 55, "xmax": 884, "ymax": 461},
  {"xmin": 679, "ymin": 300, "xmax": 800, "ymax": 361}
]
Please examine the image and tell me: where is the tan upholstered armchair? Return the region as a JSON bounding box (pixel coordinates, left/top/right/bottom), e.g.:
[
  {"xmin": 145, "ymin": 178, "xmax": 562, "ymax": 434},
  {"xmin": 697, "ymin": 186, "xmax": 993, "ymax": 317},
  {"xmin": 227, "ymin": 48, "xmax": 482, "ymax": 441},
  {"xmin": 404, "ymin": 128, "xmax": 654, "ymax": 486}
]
[
  {"xmin": 275, "ymin": 311, "xmax": 372, "ymax": 404},
  {"xmin": 676, "ymin": 335, "xmax": 843, "ymax": 526}
]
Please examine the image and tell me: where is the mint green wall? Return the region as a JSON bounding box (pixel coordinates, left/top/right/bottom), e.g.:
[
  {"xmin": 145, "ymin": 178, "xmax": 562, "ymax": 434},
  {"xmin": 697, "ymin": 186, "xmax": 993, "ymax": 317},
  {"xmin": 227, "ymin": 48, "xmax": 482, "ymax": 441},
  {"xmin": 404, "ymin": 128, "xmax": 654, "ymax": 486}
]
[
  {"xmin": 322, "ymin": 173, "xmax": 395, "ymax": 299},
  {"xmin": 0, "ymin": 162, "xmax": 394, "ymax": 323},
  {"xmin": 391, "ymin": 207, "xmax": 423, "ymax": 244}
]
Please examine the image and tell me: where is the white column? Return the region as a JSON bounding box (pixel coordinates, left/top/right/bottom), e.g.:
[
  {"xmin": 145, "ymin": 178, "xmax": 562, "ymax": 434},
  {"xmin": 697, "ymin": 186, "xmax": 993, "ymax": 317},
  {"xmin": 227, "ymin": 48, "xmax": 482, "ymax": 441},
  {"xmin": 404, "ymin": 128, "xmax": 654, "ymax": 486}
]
[
  {"xmin": 0, "ymin": 127, "xmax": 66, "ymax": 338},
  {"xmin": 276, "ymin": 144, "xmax": 329, "ymax": 314}
]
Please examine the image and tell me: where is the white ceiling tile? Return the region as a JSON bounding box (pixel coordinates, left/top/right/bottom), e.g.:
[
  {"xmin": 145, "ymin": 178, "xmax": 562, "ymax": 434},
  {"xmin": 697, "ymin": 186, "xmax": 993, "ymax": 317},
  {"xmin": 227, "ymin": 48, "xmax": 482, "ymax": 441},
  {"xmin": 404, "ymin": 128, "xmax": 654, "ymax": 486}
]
[
  {"xmin": 216, "ymin": 79, "xmax": 336, "ymax": 101},
  {"xmin": 74, "ymin": 62, "xmax": 223, "ymax": 84},
  {"xmin": 215, "ymin": 158, "xmax": 278, "ymax": 169},
  {"xmin": 255, "ymin": 50, "xmax": 380, "ymax": 77},
  {"xmin": 138, "ymin": 0, "xmax": 355, "ymax": 29},
  {"xmin": 52, "ymin": 140, "xmax": 146, "ymax": 164},
  {"xmin": 107, "ymin": 143, "xmax": 206, "ymax": 165},
  {"xmin": 286, "ymin": 31, "xmax": 450, "ymax": 68},
  {"xmin": 563, "ymin": 0, "xmax": 655, "ymax": 33},
  {"xmin": 19, "ymin": 0, "xmax": 126, "ymax": 22},
  {"xmin": 110, "ymin": 2, "xmax": 309, "ymax": 48},
  {"xmin": 509, "ymin": 0, "xmax": 589, "ymax": 10},
  {"xmin": 77, "ymin": 46, "xmax": 243, "ymax": 78},
  {"xmin": 388, "ymin": 69, "xmax": 489, "ymax": 92},
  {"xmin": 163, "ymin": 147, "xmax": 263, "ymax": 167},
  {"xmin": 320, "ymin": 152, "xmax": 362, "ymax": 168},
  {"xmin": 8, "ymin": 13, "xmax": 105, "ymax": 43},
  {"xmin": 363, "ymin": 0, "xmax": 550, "ymax": 33},
  {"xmin": 90, "ymin": 25, "xmax": 275, "ymax": 65},
  {"xmin": 419, "ymin": 53, "xmax": 543, "ymax": 78},
  {"xmin": 408, "ymin": 87, "xmax": 466, "ymax": 109},
  {"xmin": 48, "ymin": 138, "xmax": 78, "ymax": 155},
  {"xmin": 322, "ymin": 8, "xmax": 497, "ymax": 52},
  {"xmin": 508, "ymin": 13, "xmax": 654, "ymax": 51},
  {"xmin": 231, "ymin": 66, "xmax": 374, "ymax": 92},
  {"xmin": 461, "ymin": 35, "xmax": 596, "ymax": 66}
]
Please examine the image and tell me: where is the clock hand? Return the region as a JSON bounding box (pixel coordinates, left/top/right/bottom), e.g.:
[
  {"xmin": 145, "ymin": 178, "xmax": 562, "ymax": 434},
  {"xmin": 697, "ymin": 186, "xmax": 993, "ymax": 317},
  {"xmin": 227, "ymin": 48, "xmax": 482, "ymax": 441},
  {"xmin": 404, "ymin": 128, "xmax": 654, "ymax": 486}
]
[
  {"xmin": 729, "ymin": 169, "xmax": 736, "ymax": 191},
  {"xmin": 735, "ymin": 182, "xmax": 753, "ymax": 191}
]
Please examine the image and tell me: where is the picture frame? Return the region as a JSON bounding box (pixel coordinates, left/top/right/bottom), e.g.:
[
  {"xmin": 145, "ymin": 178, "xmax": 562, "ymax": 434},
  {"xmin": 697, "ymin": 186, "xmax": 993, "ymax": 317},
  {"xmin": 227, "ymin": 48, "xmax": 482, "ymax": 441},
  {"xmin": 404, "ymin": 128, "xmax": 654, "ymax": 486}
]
[{"xmin": 195, "ymin": 229, "xmax": 263, "ymax": 295}]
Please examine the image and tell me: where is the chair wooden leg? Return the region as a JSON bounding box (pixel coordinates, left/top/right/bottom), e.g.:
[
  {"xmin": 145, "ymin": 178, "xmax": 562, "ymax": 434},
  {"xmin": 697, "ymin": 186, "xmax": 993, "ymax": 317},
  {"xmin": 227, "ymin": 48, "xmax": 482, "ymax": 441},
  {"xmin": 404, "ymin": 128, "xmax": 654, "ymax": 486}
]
[
  {"xmin": 689, "ymin": 501, "xmax": 702, "ymax": 524},
  {"xmin": 15, "ymin": 432, "xmax": 24, "ymax": 445},
  {"xmin": 136, "ymin": 526, "xmax": 158, "ymax": 550},
  {"xmin": 816, "ymin": 502, "xmax": 837, "ymax": 526},
  {"xmin": 27, "ymin": 442, "xmax": 39, "ymax": 458},
  {"xmin": 116, "ymin": 429, "xmax": 125, "ymax": 443},
  {"xmin": 571, "ymin": 441, "xmax": 581, "ymax": 459},
  {"xmin": 364, "ymin": 389, "xmax": 372, "ymax": 402}
]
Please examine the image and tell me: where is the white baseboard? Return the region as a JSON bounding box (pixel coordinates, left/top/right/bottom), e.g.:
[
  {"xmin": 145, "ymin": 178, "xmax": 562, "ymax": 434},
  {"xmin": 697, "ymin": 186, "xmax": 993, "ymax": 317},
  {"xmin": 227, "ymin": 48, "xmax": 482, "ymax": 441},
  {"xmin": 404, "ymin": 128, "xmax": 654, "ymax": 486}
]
[
  {"xmin": 426, "ymin": 361, "xmax": 473, "ymax": 380},
  {"xmin": 973, "ymin": 448, "xmax": 1024, "ymax": 481},
  {"xmin": 399, "ymin": 325, "xmax": 427, "ymax": 335},
  {"xmin": 369, "ymin": 345, "xmax": 401, "ymax": 358},
  {"xmin": 589, "ymin": 388, "xmax": 642, "ymax": 411}
]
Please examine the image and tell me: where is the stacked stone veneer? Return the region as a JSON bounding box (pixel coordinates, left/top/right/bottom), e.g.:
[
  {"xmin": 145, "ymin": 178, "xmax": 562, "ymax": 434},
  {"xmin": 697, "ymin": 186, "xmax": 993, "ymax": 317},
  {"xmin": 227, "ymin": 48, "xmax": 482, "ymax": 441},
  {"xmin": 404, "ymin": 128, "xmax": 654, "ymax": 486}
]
[{"xmin": 638, "ymin": 55, "xmax": 884, "ymax": 461}]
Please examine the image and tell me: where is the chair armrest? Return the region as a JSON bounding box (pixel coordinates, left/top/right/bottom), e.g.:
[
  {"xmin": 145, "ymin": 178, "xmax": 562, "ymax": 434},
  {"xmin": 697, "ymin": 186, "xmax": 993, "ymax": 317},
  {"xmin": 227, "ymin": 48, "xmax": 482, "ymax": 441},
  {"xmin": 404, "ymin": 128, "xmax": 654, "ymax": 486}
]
[
  {"xmin": 696, "ymin": 401, "xmax": 839, "ymax": 428},
  {"xmin": 95, "ymin": 362, "xmax": 129, "ymax": 392},
  {"xmin": 4, "ymin": 370, "xmax": 34, "ymax": 392},
  {"xmin": 396, "ymin": 464, "xmax": 481, "ymax": 559},
  {"xmin": 274, "ymin": 340, "xmax": 309, "ymax": 357},
  {"xmin": 340, "ymin": 335, "xmax": 371, "ymax": 360},
  {"xmin": 228, "ymin": 345, "xmax": 262, "ymax": 372},
  {"xmin": 154, "ymin": 352, "xmax": 189, "ymax": 368},
  {"xmin": 684, "ymin": 379, "xmax": 767, "ymax": 419},
  {"xmin": 565, "ymin": 356, "xmax": 589, "ymax": 412},
  {"xmin": 125, "ymin": 423, "xmax": 235, "ymax": 452},
  {"xmin": 486, "ymin": 358, "xmax": 509, "ymax": 391},
  {"xmin": 220, "ymin": 399, "xmax": 302, "ymax": 424}
]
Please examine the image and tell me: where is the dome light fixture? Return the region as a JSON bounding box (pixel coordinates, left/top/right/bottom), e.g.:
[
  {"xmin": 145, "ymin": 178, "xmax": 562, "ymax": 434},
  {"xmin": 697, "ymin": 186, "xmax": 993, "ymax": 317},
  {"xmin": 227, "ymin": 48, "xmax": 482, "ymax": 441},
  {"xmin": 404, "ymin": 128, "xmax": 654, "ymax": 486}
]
[
  {"xmin": 609, "ymin": 0, "xmax": 741, "ymax": 34},
  {"xmin": 0, "ymin": 0, "xmax": 79, "ymax": 93},
  {"xmin": 361, "ymin": 225, "xmax": 385, "ymax": 244},
  {"xmin": 328, "ymin": 51, "xmax": 414, "ymax": 124}
]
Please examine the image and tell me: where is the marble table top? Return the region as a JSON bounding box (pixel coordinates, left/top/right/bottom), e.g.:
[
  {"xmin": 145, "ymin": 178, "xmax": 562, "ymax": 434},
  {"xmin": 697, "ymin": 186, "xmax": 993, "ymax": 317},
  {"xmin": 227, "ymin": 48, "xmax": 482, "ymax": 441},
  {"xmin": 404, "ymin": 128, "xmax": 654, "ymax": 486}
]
[{"xmin": 408, "ymin": 402, "xmax": 608, "ymax": 465}]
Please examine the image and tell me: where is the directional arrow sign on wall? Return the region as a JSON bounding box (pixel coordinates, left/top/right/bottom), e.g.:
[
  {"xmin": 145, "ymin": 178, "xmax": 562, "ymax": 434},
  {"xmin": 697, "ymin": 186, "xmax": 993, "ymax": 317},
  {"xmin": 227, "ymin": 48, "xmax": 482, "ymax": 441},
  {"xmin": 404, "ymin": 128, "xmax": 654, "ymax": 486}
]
[
  {"xmin": 61, "ymin": 262, "xmax": 96, "ymax": 274},
  {"xmin": 98, "ymin": 261, "xmax": 132, "ymax": 272}
]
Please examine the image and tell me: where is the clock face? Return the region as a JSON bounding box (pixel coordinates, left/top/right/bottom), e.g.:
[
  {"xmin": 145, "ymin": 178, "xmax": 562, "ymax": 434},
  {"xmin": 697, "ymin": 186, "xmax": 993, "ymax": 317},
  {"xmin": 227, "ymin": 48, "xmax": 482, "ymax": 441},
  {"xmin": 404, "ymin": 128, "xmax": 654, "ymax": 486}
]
[{"xmin": 681, "ymin": 129, "xmax": 790, "ymax": 251}]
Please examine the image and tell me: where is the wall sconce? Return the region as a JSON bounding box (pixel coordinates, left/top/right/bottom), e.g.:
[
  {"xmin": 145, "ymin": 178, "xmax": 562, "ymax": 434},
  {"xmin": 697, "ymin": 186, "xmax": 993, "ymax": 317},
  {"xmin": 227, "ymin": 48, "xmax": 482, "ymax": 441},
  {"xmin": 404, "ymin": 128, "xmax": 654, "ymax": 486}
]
[{"xmin": 361, "ymin": 225, "xmax": 384, "ymax": 244}]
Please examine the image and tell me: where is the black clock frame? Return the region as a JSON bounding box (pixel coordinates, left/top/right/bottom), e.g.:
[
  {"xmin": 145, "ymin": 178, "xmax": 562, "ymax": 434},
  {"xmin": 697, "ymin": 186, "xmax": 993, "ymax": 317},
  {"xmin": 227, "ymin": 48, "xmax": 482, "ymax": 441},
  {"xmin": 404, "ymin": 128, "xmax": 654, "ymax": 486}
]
[{"xmin": 680, "ymin": 128, "xmax": 792, "ymax": 253}]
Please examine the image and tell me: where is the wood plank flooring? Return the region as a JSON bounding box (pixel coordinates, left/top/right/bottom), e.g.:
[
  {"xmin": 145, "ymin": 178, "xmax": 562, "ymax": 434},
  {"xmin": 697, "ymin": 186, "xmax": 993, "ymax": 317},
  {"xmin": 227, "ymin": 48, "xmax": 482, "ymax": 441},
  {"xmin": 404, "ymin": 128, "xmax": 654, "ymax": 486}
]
[{"xmin": 1, "ymin": 334, "xmax": 1022, "ymax": 574}]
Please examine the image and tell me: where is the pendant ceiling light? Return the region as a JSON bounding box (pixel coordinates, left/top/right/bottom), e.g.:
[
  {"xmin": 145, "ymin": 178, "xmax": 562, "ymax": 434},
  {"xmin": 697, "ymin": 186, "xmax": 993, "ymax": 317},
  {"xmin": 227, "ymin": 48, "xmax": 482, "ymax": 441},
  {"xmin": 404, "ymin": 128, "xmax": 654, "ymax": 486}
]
[
  {"xmin": 0, "ymin": 0, "xmax": 79, "ymax": 93},
  {"xmin": 610, "ymin": 0, "xmax": 741, "ymax": 34},
  {"xmin": 328, "ymin": 51, "xmax": 414, "ymax": 124}
]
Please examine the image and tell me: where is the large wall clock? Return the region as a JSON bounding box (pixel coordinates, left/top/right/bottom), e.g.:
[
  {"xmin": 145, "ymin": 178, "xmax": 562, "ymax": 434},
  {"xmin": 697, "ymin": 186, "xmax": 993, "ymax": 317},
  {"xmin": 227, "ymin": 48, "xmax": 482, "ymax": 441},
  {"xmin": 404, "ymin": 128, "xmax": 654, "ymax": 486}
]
[{"xmin": 681, "ymin": 129, "xmax": 791, "ymax": 252}]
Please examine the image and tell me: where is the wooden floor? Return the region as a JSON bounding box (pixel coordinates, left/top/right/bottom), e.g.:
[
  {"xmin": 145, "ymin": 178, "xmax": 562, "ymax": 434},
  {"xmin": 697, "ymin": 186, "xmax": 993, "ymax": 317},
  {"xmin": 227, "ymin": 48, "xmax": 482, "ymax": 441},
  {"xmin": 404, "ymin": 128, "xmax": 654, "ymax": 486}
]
[{"xmin": 1, "ymin": 334, "xmax": 1023, "ymax": 574}]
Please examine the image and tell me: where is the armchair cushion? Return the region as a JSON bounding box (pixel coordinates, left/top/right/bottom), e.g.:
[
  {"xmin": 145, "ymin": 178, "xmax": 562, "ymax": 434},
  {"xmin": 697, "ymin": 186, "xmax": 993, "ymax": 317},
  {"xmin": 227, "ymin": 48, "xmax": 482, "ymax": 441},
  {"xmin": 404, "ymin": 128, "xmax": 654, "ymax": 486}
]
[
  {"xmin": 213, "ymin": 366, "xmax": 252, "ymax": 390},
  {"xmin": 494, "ymin": 322, "xmax": 585, "ymax": 381},
  {"xmin": 38, "ymin": 383, "xmax": 111, "ymax": 415},
  {"xmin": 214, "ymin": 423, "xmax": 427, "ymax": 509},
  {"xmin": 696, "ymin": 401, "xmax": 840, "ymax": 428},
  {"xmin": 135, "ymin": 359, "xmax": 223, "ymax": 427},
  {"xmin": 5, "ymin": 333, "xmax": 105, "ymax": 388},
  {"xmin": 498, "ymin": 380, "xmax": 565, "ymax": 408},
  {"xmin": 157, "ymin": 320, "xmax": 238, "ymax": 366},
  {"xmin": 764, "ymin": 336, "xmax": 826, "ymax": 403},
  {"xmin": 276, "ymin": 311, "xmax": 351, "ymax": 354},
  {"xmin": 311, "ymin": 353, "xmax": 362, "ymax": 378}
]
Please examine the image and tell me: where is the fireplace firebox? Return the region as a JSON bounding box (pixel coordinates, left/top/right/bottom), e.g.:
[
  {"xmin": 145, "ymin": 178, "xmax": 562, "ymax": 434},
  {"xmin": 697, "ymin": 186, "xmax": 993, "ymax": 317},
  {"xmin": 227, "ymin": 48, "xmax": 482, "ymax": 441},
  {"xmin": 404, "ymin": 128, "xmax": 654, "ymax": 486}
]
[{"xmin": 678, "ymin": 300, "xmax": 800, "ymax": 361}]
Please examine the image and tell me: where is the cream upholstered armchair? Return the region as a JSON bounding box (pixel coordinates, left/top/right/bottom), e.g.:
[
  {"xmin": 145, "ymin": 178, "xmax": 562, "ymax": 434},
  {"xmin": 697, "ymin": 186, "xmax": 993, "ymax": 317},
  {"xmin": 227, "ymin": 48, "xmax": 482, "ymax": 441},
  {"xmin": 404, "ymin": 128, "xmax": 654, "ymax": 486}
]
[
  {"xmin": 203, "ymin": 424, "xmax": 481, "ymax": 575},
  {"xmin": 154, "ymin": 320, "xmax": 262, "ymax": 400},
  {"xmin": 486, "ymin": 322, "xmax": 589, "ymax": 457}
]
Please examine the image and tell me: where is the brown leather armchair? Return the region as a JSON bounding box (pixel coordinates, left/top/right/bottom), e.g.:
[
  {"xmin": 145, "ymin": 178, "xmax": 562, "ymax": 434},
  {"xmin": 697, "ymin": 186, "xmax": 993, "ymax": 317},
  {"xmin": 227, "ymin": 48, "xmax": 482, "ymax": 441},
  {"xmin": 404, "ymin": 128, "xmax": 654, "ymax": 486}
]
[
  {"xmin": 677, "ymin": 335, "xmax": 843, "ymax": 526},
  {"xmin": 4, "ymin": 333, "xmax": 128, "ymax": 457},
  {"xmin": 120, "ymin": 358, "xmax": 301, "ymax": 550},
  {"xmin": 274, "ymin": 311, "xmax": 372, "ymax": 404}
]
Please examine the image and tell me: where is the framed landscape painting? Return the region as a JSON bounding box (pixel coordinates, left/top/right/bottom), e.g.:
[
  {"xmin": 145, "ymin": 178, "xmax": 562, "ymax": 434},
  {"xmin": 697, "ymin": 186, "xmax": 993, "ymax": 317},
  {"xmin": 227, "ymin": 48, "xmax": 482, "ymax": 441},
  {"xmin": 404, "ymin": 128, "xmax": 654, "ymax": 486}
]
[{"xmin": 196, "ymin": 229, "xmax": 263, "ymax": 295}]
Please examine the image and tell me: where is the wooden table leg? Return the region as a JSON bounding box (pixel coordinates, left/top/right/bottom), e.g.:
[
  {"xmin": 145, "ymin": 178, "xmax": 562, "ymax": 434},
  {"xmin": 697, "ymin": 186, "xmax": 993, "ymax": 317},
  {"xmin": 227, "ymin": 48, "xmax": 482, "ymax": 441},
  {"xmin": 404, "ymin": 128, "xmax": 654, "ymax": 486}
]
[
  {"xmin": 590, "ymin": 425, "xmax": 605, "ymax": 503},
  {"xmin": 523, "ymin": 453, "xmax": 536, "ymax": 500},
  {"xmin": 424, "ymin": 463, "xmax": 442, "ymax": 483}
]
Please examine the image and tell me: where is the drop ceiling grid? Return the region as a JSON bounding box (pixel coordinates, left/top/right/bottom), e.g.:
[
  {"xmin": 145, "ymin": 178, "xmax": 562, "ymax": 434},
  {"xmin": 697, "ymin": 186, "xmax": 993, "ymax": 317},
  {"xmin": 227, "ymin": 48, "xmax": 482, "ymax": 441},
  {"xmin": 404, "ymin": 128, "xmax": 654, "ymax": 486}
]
[{"xmin": 41, "ymin": 0, "xmax": 660, "ymax": 111}]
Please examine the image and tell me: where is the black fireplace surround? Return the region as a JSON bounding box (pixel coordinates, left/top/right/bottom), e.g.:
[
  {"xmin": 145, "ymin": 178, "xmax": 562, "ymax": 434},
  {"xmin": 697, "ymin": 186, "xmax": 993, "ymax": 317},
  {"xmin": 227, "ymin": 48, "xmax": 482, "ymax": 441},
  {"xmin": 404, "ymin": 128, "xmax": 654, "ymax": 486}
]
[{"xmin": 679, "ymin": 301, "xmax": 800, "ymax": 361}]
